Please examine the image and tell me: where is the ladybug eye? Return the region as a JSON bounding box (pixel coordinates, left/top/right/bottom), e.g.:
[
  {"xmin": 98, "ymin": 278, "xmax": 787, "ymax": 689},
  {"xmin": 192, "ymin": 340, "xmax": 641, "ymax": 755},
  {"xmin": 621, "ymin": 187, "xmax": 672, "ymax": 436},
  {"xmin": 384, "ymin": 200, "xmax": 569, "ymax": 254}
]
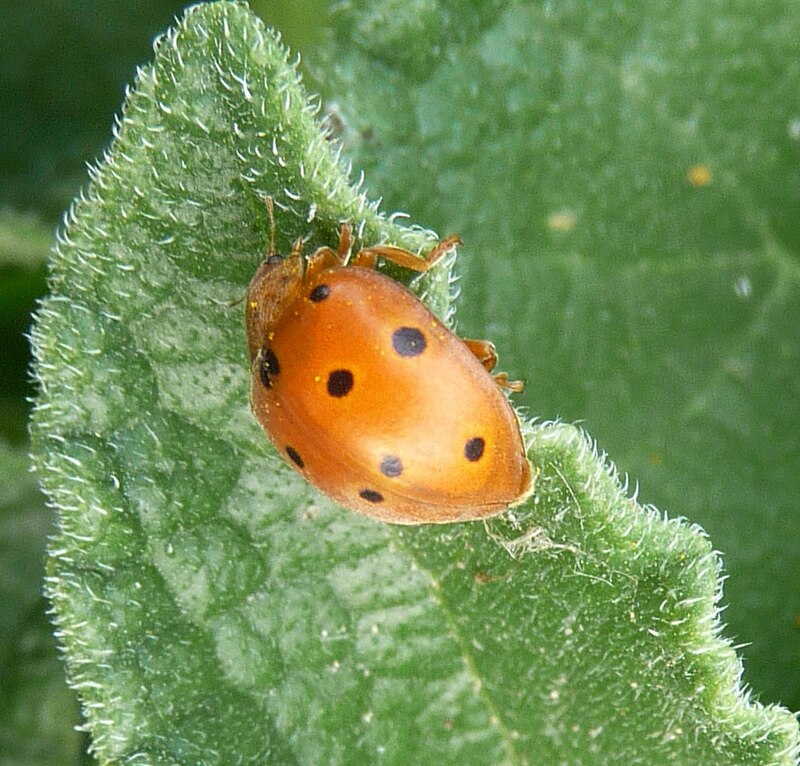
[
  {"xmin": 464, "ymin": 437, "xmax": 485, "ymax": 462},
  {"xmin": 309, "ymin": 284, "xmax": 330, "ymax": 302},
  {"xmin": 267, "ymin": 255, "xmax": 283, "ymax": 265}
]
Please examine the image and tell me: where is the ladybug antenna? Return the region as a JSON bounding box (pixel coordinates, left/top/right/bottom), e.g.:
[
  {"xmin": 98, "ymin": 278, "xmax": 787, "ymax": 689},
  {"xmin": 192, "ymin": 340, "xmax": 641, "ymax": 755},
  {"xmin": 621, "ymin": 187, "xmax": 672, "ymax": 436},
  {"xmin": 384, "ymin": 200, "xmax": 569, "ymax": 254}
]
[{"xmin": 264, "ymin": 196, "xmax": 276, "ymax": 256}]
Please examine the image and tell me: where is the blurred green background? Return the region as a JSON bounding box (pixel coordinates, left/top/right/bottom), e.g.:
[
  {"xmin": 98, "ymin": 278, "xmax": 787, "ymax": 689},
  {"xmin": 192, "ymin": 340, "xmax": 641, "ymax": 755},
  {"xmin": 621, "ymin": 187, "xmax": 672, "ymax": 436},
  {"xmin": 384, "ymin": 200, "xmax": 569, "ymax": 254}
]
[{"xmin": 2, "ymin": 1, "xmax": 798, "ymax": 764}]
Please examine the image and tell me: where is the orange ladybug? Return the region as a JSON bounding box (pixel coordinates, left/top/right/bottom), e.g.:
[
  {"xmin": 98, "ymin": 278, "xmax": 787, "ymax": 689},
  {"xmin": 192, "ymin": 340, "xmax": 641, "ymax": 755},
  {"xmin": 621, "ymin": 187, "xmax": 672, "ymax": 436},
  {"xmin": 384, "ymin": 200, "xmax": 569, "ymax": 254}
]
[{"xmin": 245, "ymin": 200, "xmax": 532, "ymax": 524}]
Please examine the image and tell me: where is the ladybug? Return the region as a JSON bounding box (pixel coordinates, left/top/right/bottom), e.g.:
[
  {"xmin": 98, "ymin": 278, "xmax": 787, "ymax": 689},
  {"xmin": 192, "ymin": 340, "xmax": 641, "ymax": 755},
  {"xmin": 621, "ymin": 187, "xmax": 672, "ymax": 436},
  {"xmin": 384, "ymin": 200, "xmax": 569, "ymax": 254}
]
[{"xmin": 245, "ymin": 200, "xmax": 532, "ymax": 524}]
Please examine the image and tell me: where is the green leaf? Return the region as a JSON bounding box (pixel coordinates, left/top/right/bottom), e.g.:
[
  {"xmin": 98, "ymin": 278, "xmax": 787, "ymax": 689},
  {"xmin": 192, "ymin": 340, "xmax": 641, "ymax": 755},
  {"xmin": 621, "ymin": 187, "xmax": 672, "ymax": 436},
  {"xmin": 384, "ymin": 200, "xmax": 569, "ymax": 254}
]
[
  {"xmin": 309, "ymin": 0, "xmax": 800, "ymax": 717},
  {"xmin": 30, "ymin": 3, "xmax": 799, "ymax": 765},
  {"xmin": 0, "ymin": 440, "xmax": 87, "ymax": 766}
]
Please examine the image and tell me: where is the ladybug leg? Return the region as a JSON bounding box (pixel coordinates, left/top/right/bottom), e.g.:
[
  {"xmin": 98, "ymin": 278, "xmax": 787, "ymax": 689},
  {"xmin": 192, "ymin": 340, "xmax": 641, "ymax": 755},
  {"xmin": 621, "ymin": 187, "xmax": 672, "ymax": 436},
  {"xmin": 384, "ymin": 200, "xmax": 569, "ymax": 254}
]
[
  {"xmin": 492, "ymin": 373, "xmax": 525, "ymax": 393},
  {"xmin": 337, "ymin": 223, "xmax": 353, "ymax": 261},
  {"xmin": 464, "ymin": 338, "xmax": 526, "ymax": 393},
  {"xmin": 352, "ymin": 234, "xmax": 463, "ymax": 272},
  {"xmin": 419, "ymin": 234, "xmax": 464, "ymax": 266},
  {"xmin": 303, "ymin": 224, "xmax": 353, "ymax": 280},
  {"xmin": 464, "ymin": 338, "xmax": 498, "ymax": 372},
  {"xmin": 303, "ymin": 246, "xmax": 339, "ymax": 280}
]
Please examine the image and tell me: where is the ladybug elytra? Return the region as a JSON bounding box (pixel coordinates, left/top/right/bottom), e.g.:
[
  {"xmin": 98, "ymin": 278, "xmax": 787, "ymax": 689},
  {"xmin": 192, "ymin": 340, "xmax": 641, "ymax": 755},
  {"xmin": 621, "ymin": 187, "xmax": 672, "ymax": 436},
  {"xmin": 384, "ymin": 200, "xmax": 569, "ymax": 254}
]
[{"xmin": 246, "ymin": 200, "xmax": 532, "ymax": 524}]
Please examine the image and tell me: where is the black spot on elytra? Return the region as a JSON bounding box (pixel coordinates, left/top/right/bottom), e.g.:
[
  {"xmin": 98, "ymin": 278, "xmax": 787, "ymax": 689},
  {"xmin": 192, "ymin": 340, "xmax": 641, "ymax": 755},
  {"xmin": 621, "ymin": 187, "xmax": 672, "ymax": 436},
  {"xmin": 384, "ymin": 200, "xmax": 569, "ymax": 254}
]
[
  {"xmin": 309, "ymin": 284, "xmax": 330, "ymax": 302},
  {"xmin": 285, "ymin": 446, "xmax": 304, "ymax": 469},
  {"xmin": 327, "ymin": 369, "xmax": 354, "ymax": 397},
  {"xmin": 464, "ymin": 437, "xmax": 485, "ymax": 462},
  {"xmin": 380, "ymin": 455, "xmax": 403, "ymax": 478},
  {"xmin": 259, "ymin": 347, "xmax": 280, "ymax": 388},
  {"xmin": 359, "ymin": 488, "xmax": 384, "ymax": 503},
  {"xmin": 392, "ymin": 327, "xmax": 426, "ymax": 357}
]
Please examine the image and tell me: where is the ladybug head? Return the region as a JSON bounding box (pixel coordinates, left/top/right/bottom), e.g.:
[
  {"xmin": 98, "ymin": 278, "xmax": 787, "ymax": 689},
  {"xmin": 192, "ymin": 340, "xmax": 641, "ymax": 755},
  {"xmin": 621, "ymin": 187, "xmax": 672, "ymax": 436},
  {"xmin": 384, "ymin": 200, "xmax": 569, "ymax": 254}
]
[{"xmin": 244, "ymin": 252, "xmax": 303, "ymax": 363}]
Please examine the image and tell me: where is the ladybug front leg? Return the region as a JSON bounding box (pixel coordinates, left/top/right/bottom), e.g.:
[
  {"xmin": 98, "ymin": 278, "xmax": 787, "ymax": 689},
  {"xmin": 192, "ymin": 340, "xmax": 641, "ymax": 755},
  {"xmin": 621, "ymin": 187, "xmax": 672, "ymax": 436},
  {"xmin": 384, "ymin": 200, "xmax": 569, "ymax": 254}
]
[
  {"xmin": 464, "ymin": 338, "xmax": 498, "ymax": 372},
  {"xmin": 352, "ymin": 234, "xmax": 463, "ymax": 272},
  {"xmin": 464, "ymin": 338, "xmax": 525, "ymax": 393},
  {"xmin": 303, "ymin": 224, "xmax": 353, "ymax": 281}
]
